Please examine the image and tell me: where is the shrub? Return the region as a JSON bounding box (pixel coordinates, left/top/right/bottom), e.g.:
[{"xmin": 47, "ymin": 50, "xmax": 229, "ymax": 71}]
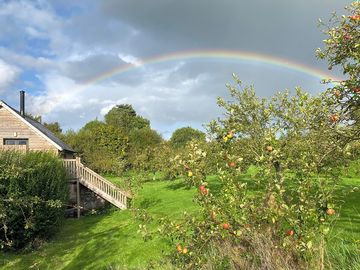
[{"xmin": 0, "ymin": 151, "xmax": 68, "ymax": 251}]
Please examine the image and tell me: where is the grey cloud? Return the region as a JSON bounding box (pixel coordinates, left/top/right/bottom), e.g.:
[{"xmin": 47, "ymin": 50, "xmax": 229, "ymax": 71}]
[
  {"xmin": 61, "ymin": 53, "xmax": 127, "ymax": 83},
  {"xmin": 98, "ymin": 0, "xmax": 349, "ymax": 65}
]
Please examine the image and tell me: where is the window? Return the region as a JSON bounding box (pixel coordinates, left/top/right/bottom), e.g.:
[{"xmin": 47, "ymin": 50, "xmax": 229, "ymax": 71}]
[{"xmin": 3, "ymin": 139, "xmax": 29, "ymax": 145}]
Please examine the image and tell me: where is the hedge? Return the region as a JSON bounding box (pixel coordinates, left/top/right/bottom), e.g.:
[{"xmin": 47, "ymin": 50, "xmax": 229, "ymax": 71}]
[{"xmin": 0, "ymin": 151, "xmax": 68, "ymax": 251}]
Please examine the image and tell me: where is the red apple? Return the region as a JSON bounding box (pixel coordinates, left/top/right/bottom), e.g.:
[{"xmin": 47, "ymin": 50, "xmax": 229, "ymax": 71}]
[
  {"xmin": 286, "ymin": 229, "xmax": 294, "ymax": 236},
  {"xmin": 223, "ymin": 223, "xmax": 230, "ymax": 230},
  {"xmin": 228, "ymin": 162, "xmax": 236, "ymax": 168},
  {"xmin": 201, "ymin": 188, "xmax": 209, "ymax": 196},
  {"xmin": 350, "ymin": 15, "xmax": 360, "ymax": 20}
]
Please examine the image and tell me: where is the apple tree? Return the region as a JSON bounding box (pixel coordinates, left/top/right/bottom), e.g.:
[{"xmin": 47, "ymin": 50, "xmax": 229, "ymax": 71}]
[
  {"xmin": 317, "ymin": 1, "xmax": 360, "ymax": 139},
  {"xmin": 158, "ymin": 79, "xmax": 349, "ymax": 269}
]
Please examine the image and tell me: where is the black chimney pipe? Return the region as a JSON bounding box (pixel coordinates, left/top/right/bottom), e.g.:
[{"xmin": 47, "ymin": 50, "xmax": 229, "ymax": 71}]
[{"xmin": 20, "ymin": 90, "xmax": 25, "ymax": 117}]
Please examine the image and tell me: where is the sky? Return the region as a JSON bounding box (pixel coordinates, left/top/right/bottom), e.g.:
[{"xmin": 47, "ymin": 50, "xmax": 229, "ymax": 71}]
[{"xmin": 0, "ymin": 0, "xmax": 350, "ymax": 138}]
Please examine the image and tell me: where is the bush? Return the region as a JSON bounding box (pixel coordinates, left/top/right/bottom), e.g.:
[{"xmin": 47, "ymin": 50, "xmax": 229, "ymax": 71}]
[{"xmin": 0, "ymin": 151, "xmax": 68, "ymax": 251}]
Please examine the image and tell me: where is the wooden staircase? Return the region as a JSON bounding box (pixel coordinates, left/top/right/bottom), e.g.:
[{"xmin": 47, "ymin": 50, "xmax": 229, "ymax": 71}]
[{"xmin": 63, "ymin": 158, "xmax": 130, "ymax": 210}]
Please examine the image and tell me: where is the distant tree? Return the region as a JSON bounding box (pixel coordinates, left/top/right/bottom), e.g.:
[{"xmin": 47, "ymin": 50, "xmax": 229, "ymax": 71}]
[
  {"xmin": 44, "ymin": 122, "xmax": 62, "ymax": 136},
  {"xmin": 170, "ymin": 127, "xmax": 206, "ymax": 148},
  {"xmin": 130, "ymin": 128, "xmax": 163, "ymax": 151},
  {"xmin": 128, "ymin": 128, "xmax": 163, "ymax": 171},
  {"xmin": 104, "ymin": 104, "xmax": 150, "ymax": 133},
  {"xmin": 25, "ymin": 113, "xmax": 42, "ymax": 123}
]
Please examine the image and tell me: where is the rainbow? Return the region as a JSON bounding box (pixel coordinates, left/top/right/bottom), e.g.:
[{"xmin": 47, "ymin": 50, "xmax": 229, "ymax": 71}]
[{"xmin": 82, "ymin": 49, "xmax": 342, "ymax": 86}]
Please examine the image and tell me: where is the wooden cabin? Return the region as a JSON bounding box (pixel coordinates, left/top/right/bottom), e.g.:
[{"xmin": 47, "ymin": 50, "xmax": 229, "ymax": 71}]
[{"xmin": 0, "ymin": 91, "xmax": 75, "ymax": 158}]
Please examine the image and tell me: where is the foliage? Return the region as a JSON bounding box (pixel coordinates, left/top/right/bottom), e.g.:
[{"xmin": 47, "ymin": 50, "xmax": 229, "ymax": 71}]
[
  {"xmin": 317, "ymin": 1, "xmax": 360, "ymax": 139},
  {"xmin": 158, "ymin": 80, "xmax": 350, "ymax": 269},
  {"xmin": 43, "ymin": 122, "xmax": 62, "ymax": 137},
  {"xmin": 104, "ymin": 104, "xmax": 150, "ymax": 132},
  {"xmin": 63, "ymin": 105, "xmax": 162, "ymax": 174},
  {"xmin": 170, "ymin": 126, "xmax": 206, "ymax": 149},
  {"xmin": 128, "ymin": 128, "xmax": 163, "ymax": 171},
  {"xmin": 151, "ymin": 142, "xmax": 185, "ymax": 180},
  {"xmin": 65, "ymin": 120, "xmax": 129, "ymax": 174},
  {"xmin": 0, "ymin": 151, "xmax": 68, "ymax": 251}
]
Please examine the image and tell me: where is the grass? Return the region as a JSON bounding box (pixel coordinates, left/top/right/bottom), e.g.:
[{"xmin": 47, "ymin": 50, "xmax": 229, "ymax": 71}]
[
  {"xmin": 325, "ymin": 176, "xmax": 360, "ymax": 269},
  {"xmin": 0, "ymin": 178, "xmax": 198, "ymax": 270},
  {"xmin": 0, "ymin": 174, "xmax": 359, "ymax": 269}
]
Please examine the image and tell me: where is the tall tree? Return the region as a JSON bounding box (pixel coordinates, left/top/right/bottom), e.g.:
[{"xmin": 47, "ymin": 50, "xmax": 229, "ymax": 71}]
[
  {"xmin": 104, "ymin": 104, "xmax": 150, "ymax": 133},
  {"xmin": 170, "ymin": 126, "xmax": 206, "ymax": 148}
]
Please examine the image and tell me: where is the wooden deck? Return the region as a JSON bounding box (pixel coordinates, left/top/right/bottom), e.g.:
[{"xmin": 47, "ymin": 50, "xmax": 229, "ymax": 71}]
[{"xmin": 63, "ymin": 158, "xmax": 130, "ymax": 210}]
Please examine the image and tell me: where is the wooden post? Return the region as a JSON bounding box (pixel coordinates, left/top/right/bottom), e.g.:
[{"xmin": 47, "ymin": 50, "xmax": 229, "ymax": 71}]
[{"xmin": 76, "ymin": 179, "xmax": 81, "ymax": 218}]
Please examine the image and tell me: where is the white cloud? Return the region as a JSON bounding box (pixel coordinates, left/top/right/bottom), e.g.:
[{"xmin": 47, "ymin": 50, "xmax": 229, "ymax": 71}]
[
  {"xmin": 0, "ymin": 59, "xmax": 20, "ymax": 91},
  {"xmin": 118, "ymin": 53, "xmax": 142, "ymax": 66}
]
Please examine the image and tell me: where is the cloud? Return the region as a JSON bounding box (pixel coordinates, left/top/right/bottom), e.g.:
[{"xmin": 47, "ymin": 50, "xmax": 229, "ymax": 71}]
[
  {"xmin": 0, "ymin": 0, "xmax": 350, "ymax": 138},
  {"xmin": 0, "ymin": 59, "xmax": 20, "ymax": 92}
]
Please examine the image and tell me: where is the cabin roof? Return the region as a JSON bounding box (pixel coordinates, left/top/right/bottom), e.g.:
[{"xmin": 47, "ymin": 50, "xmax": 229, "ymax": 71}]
[{"xmin": 0, "ymin": 100, "xmax": 76, "ymax": 153}]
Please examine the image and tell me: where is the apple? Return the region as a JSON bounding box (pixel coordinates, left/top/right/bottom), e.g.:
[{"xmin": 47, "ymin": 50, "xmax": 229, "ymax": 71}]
[
  {"xmin": 266, "ymin": 146, "xmax": 273, "ymax": 152},
  {"xmin": 286, "ymin": 229, "xmax": 294, "ymax": 236},
  {"xmin": 227, "ymin": 131, "xmax": 234, "ymax": 139},
  {"xmin": 352, "ymin": 87, "xmax": 360, "ymax": 94},
  {"xmin": 326, "ymin": 208, "xmax": 335, "ymax": 215},
  {"xmin": 223, "ymin": 223, "xmax": 230, "ymax": 230},
  {"xmin": 201, "ymin": 188, "xmax": 209, "ymax": 196},
  {"xmin": 228, "ymin": 162, "xmax": 236, "ymax": 168},
  {"xmin": 334, "ymin": 90, "xmax": 341, "ymax": 98},
  {"xmin": 176, "ymin": 244, "xmax": 182, "ymax": 253},
  {"xmin": 350, "ymin": 15, "xmax": 360, "ymax": 20},
  {"xmin": 345, "ymin": 34, "xmax": 352, "ymax": 40},
  {"xmin": 223, "ymin": 136, "xmax": 229, "ymax": 143},
  {"xmin": 188, "ymin": 171, "xmax": 193, "ymax": 177},
  {"xmin": 182, "ymin": 247, "xmax": 188, "ymax": 254},
  {"xmin": 329, "ymin": 114, "xmax": 339, "ymax": 123}
]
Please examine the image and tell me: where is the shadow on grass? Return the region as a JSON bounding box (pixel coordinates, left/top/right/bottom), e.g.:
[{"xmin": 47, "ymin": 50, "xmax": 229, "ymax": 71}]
[
  {"xmin": 166, "ymin": 180, "xmax": 189, "ymax": 190},
  {"xmin": 0, "ymin": 208, "xmax": 117, "ymax": 270},
  {"xmin": 138, "ymin": 198, "xmax": 162, "ymax": 209}
]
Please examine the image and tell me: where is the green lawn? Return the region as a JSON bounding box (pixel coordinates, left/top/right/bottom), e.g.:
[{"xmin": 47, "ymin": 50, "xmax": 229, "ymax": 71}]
[
  {"xmin": 0, "ymin": 179, "xmax": 198, "ymax": 270},
  {"xmin": 0, "ymin": 175, "xmax": 359, "ymax": 269}
]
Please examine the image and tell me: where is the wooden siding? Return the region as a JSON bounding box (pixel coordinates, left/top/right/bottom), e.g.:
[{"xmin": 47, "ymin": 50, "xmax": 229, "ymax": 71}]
[{"xmin": 0, "ymin": 106, "xmax": 58, "ymax": 153}]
